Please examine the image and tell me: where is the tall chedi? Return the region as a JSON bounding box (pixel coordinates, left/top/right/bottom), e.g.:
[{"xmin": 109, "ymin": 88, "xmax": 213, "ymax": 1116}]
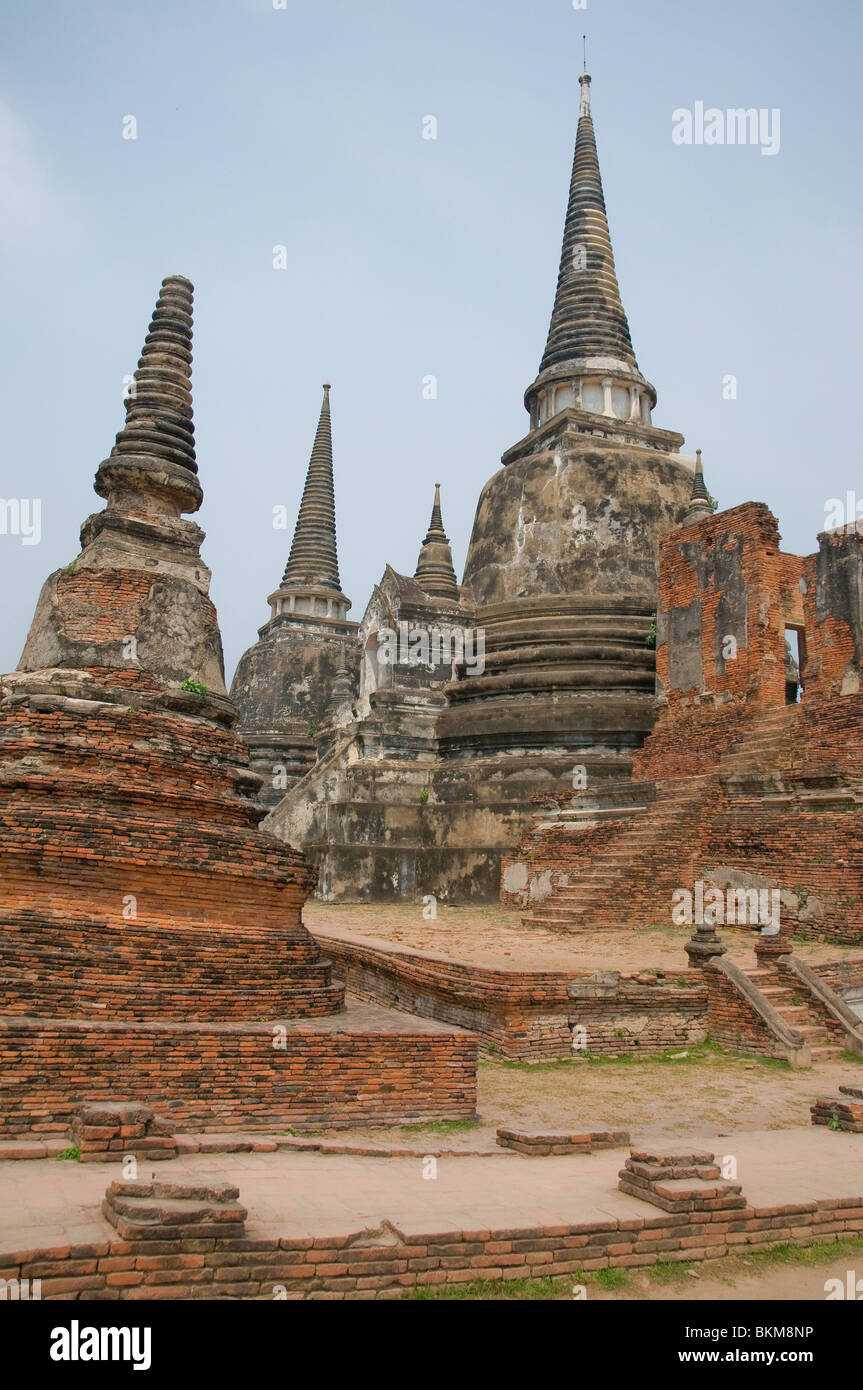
[
  {"xmin": 438, "ymin": 71, "xmax": 696, "ymax": 791},
  {"xmin": 231, "ymin": 384, "xmax": 360, "ymax": 805},
  {"xmin": 0, "ymin": 280, "xmax": 476, "ymax": 1133},
  {"xmin": 263, "ymin": 71, "xmax": 703, "ymax": 904}
]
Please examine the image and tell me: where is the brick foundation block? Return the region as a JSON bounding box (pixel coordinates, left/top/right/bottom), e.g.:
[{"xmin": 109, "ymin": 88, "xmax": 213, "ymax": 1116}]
[
  {"xmin": 811, "ymin": 1097, "xmax": 863, "ymax": 1133},
  {"xmin": 102, "ymin": 1180, "xmax": 247, "ymax": 1242},
  {"xmin": 70, "ymin": 1100, "xmax": 178, "ymax": 1162},
  {"xmin": 619, "ymin": 1151, "xmax": 749, "ymax": 1214},
  {"xmin": 496, "ymin": 1127, "xmax": 629, "ymax": 1156}
]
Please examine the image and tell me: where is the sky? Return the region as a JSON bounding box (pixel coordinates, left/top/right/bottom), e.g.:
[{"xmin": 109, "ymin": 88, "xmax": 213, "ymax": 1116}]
[{"xmin": 1, "ymin": 0, "xmax": 861, "ymax": 681}]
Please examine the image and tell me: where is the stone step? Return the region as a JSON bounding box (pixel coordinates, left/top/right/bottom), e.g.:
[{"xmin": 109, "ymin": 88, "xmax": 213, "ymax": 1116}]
[
  {"xmin": 774, "ymin": 1006, "xmax": 812, "ymax": 1024},
  {"xmin": 547, "ymin": 805, "xmax": 649, "ymax": 823}
]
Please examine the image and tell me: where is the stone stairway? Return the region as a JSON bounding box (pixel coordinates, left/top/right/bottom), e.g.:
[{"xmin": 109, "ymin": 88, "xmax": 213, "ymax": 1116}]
[
  {"xmin": 746, "ymin": 967, "xmax": 845, "ymax": 1063},
  {"xmin": 522, "ymin": 776, "xmax": 715, "ymax": 930},
  {"xmin": 521, "ymin": 705, "xmax": 807, "ymax": 933},
  {"xmin": 716, "ymin": 704, "xmax": 801, "ymax": 777}
]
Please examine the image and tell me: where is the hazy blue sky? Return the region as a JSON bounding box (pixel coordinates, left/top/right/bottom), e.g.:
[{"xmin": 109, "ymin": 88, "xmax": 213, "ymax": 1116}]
[{"xmin": 1, "ymin": 0, "xmax": 860, "ymax": 680}]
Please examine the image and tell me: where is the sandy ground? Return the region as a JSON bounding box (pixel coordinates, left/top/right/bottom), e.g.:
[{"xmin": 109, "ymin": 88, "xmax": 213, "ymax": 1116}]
[
  {"xmin": 599, "ymin": 1251, "xmax": 863, "ymax": 1302},
  {"xmin": 298, "ymin": 1042, "xmax": 863, "ymax": 1153},
  {"xmin": 303, "ymin": 902, "xmax": 860, "ymax": 975},
  {"xmin": 445, "ymin": 1249, "xmax": 863, "ymax": 1301}
]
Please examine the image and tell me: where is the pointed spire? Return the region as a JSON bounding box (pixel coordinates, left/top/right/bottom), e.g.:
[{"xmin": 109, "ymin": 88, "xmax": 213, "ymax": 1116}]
[
  {"xmin": 681, "ymin": 449, "xmax": 714, "ymax": 526},
  {"xmin": 414, "ymin": 484, "xmax": 459, "ymax": 601},
  {"xmin": 522, "ymin": 75, "xmax": 659, "ymax": 433},
  {"xmin": 110, "ymin": 275, "xmax": 197, "ymax": 475},
  {"xmin": 282, "ymin": 384, "xmax": 342, "ymax": 592},
  {"xmin": 539, "ymin": 74, "xmax": 637, "ymax": 375},
  {"xmin": 691, "ymin": 449, "xmax": 711, "ymax": 504}
]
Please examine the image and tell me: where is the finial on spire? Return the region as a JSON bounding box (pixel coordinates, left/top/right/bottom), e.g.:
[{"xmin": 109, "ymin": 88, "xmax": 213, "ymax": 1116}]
[
  {"xmin": 108, "ymin": 275, "xmax": 198, "ymax": 477},
  {"xmin": 579, "ymin": 69, "xmax": 591, "ymax": 118},
  {"xmin": 692, "ymin": 448, "xmax": 709, "ymax": 499}
]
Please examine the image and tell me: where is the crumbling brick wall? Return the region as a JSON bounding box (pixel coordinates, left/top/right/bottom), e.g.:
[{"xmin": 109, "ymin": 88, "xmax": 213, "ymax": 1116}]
[{"xmin": 802, "ymin": 526, "xmax": 863, "ymax": 700}]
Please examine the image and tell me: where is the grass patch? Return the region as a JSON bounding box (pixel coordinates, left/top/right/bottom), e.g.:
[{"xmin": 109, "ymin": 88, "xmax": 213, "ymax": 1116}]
[
  {"xmin": 647, "ymin": 1260, "xmax": 695, "ymax": 1285},
  {"xmin": 405, "ymin": 1266, "xmax": 630, "ymax": 1301},
  {"xmin": 483, "ymin": 1039, "xmax": 793, "ymax": 1074},
  {"xmin": 485, "ymin": 1040, "xmax": 736, "ymax": 1072},
  {"xmin": 734, "ymin": 1234, "xmax": 863, "ymax": 1271},
  {"xmin": 404, "ymin": 1236, "xmax": 863, "ymax": 1300},
  {"xmin": 480, "ymin": 1056, "xmax": 576, "ymax": 1072},
  {"xmin": 55, "ymin": 1146, "xmax": 80, "ymax": 1161},
  {"xmin": 400, "ymin": 1118, "xmax": 481, "ymax": 1137}
]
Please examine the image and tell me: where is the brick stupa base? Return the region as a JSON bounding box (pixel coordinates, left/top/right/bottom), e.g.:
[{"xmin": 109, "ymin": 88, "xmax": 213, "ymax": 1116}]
[{"xmin": 0, "ymin": 276, "xmax": 476, "ymax": 1136}]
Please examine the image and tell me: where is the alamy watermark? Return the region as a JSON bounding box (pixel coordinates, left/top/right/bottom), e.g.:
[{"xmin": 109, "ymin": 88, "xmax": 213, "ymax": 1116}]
[
  {"xmin": 672, "ymin": 881, "xmax": 780, "ymax": 934},
  {"xmin": 375, "ymin": 623, "xmax": 485, "ymax": 676},
  {"xmin": 825, "ymin": 493, "xmax": 863, "ymax": 530},
  {"xmin": 672, "ymin": 102, "xmax": 780, "ymax": 157},
  {"xmin": 0, "ymin": 498, "xmax": 41, "ymax": 545},
  {"xmin": 0, "ymin": 1277, "xmax": 41, "ymax": 1300}
]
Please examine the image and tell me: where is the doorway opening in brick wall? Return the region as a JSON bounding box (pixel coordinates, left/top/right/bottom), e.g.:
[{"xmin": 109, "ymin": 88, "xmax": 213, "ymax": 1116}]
[{"xmin": 784, "ymin": 626, "xmax": 805, "ymax": 703}]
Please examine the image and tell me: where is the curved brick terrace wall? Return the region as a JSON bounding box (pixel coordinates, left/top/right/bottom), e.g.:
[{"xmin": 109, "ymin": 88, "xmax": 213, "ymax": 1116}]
[{"xmin": 315, "ymin": 933, "xmax": 707, "ymax": 1059}]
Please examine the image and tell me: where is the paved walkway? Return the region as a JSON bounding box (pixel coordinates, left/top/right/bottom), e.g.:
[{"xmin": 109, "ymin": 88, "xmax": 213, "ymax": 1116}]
[{"xmin": 0, "ymin": 1126, "xmax": 859, "ymax": 1254}]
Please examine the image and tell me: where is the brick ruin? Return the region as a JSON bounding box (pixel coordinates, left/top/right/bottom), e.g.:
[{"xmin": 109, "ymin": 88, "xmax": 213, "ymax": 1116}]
[
  {"xmin": 497, "ymin": 493, "xmax": 863, "ymax": 1065},
  {"xmin": 504, "ymin": 498, "xmax": 863, "ymax": 940},
  {"xmin": 0, "ymin": 276, "xmax": 477, "ymax": 1139},
  {"xmin": 1, "ymin": 101, "xmax": 861, "ymax": 1319}
]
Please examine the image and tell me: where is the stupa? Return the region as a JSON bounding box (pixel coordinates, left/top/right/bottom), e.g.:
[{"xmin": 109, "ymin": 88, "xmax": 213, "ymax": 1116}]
[
  {"xmin": 0, "ymin": 277, "xmax": 476, "ymax": 1134},
  {"xmin": 231, "ymin": 384, "xmax": 360, "ymax": 804}
]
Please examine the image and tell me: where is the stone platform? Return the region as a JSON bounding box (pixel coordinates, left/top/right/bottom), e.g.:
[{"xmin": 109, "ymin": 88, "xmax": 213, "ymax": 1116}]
[
  {"xmin": 307, "ymin": 915, "xmax": 861, "ymax": 1061},
  {"xmin": 0, "ymin": 998, "xmax": 477, "ymax": 1138}
]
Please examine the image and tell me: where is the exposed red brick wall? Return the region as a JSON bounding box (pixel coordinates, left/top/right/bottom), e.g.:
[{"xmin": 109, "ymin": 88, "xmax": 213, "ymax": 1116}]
[
  {"xmin": 633, "ymin": 707, "xmax": 751, "ymax": 781},
  {"xmin": 654, "ymin": 503, "xmax": 790, "ymax": 714},
  {"xmin": 0, "ymin": 1018, "xmax": 478, "ymax": 1136},
  {"xmin": 3, "ymin": 1194, "xmax": 861, "ymax": 1299},
  {"xmin": 56, "ymin": 570, "xmax": 157, "ymax": 643},
  {"xmin": 0, "ymin": 688, "xmax": 479, "ymax": 1136}
]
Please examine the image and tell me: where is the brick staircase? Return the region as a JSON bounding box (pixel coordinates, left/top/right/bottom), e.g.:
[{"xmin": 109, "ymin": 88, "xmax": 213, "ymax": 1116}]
[
  {"xmin": 716, "ymin": 704, "xmax": 801, "ymax": 776},
  {"xmin": 745, "ymin": 966, "xmax": 844, "ymax": 1063},
  {"xmin": 521, "ymin": 705, "xmax": 805, "ymax": 932},
  {"xmin": 522, "ymin": 775, "xmax": 716, "ymax": 930}
]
